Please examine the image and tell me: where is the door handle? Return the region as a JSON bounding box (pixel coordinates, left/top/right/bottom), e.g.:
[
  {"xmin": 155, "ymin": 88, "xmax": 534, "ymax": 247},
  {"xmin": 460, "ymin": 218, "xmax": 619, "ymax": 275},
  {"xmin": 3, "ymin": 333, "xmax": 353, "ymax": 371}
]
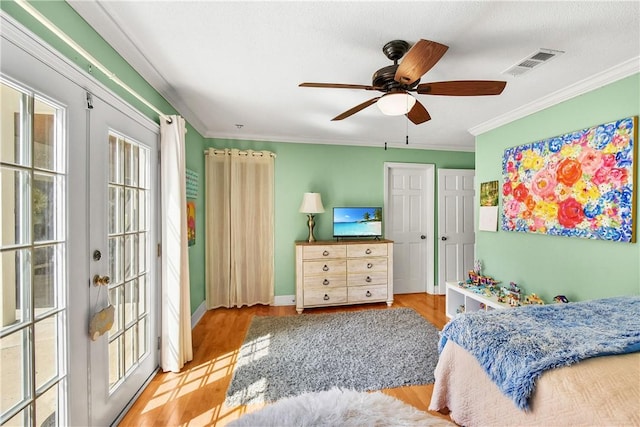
[
  {"xmin": 441, "ymin": 236, "xmax": 448, "ymax": 241},
  {"xmin": 420, "ymin": 235, "xmax": 426, "ymax": 240},
  {"xmin": 93, "ymin": 275, "xmax": 110, "ymax": 286}
]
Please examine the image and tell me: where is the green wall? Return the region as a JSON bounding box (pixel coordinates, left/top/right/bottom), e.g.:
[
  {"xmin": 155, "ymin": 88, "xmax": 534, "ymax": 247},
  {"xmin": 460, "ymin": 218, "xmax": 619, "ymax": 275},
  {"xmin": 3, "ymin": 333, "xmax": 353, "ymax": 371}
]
[
  {"xmin": 475, "ymin": 73, "xmax": 640, "ymax": 302},
  {"xmin": 203, "ymin": 139, "xmax": 475, "ymax": 299},
  {"xmin": 4, "ymin": 1, "xmax": 638, "ymax": 312},
  {"xmin": 2, "ymin": 0, "xmax": 476, "ymax": 312}
]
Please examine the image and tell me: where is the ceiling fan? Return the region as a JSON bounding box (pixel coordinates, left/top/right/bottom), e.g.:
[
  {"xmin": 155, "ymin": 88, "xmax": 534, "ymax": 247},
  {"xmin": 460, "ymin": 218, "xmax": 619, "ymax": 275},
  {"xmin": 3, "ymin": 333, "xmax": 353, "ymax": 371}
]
[{"xmin": 299, "ymin": 39, "xmax": 507, "ymax": 124}]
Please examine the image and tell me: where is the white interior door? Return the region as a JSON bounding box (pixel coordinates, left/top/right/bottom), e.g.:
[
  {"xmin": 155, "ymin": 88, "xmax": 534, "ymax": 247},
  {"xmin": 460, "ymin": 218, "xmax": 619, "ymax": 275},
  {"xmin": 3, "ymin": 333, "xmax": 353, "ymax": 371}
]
[
  {"xmin": 384, "ymin": 162, "xmax": 435, "ymax": 294},
  {"xmin": 87, "ymin": 95, "xmax": 159, "ymax": 426},
  {"xmin": 437, "ymin": 169, "xmax": 475, "ymax": 293}
]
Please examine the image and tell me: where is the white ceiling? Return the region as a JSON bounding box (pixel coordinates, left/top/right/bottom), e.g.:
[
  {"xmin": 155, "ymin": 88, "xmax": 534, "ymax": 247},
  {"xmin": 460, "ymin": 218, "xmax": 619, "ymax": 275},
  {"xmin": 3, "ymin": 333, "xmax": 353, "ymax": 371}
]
[{"xmin": 69, "ymin": 1, "xmax": 640, "ymax": 151}]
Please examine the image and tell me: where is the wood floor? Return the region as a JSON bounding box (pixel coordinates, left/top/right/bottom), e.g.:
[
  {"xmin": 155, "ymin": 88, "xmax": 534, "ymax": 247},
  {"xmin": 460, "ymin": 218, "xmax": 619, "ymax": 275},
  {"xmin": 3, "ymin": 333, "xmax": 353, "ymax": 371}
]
[{"xmin": 119, "ymin": 293, "xmax": 452, "ymax": 426}]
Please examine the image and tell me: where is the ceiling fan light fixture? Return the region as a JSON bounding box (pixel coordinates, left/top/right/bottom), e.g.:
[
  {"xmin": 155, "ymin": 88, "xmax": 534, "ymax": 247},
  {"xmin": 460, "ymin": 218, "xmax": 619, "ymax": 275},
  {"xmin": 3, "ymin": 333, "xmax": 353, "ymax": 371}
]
[{"xmin": 377, "ymin": 92, "xmax": 416, "ymax": 116}]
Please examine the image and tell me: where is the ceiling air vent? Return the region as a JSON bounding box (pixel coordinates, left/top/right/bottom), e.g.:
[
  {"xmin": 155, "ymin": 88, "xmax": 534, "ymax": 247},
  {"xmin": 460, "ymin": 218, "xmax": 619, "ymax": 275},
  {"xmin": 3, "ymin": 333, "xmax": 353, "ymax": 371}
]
[{"xmin": 503, "ymin": 48, "xmax": 564, "ymax": 77}]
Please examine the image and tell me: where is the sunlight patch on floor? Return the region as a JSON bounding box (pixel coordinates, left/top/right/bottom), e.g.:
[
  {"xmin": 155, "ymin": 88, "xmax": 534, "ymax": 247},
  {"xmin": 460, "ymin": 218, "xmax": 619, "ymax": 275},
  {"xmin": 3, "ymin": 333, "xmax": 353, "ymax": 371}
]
[
  {"xmin": 225, "ymin": 377, "xmax": 268, "ymax": 406},
  {"xmin": 140, "ymin": 349, "xmax": 239, "ymax": 415},
  {"xmin": 155, "ymin": 375, "xmax": 182, "ymax": 394},
  {"xmin": 234, "ymin": 334, "xmax": 270, "ymax": 369}
]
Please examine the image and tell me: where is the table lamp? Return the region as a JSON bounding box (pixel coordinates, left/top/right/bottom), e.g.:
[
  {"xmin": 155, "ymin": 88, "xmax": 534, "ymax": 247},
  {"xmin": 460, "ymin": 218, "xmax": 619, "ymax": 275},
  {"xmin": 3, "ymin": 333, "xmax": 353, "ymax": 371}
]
[{"xmin": 299, "ymin": 192, "xmax": 325, "ymax": 243}]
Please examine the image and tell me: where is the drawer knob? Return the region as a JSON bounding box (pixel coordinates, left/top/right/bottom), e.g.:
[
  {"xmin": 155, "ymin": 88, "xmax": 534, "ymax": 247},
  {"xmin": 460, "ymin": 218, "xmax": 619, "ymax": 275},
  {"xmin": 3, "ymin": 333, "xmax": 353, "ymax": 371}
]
[
  {"xmin": 322, "ymin": 265, "xmax": 329, "ymax": 271},
  {"xmin": 365, "ymin": 276, "xmax": 372, "ymax": 283},
  {"xmin": 367, "ymin": 262, "xmax": 373, "ymax": 269},
  {"xmin": 323, "ymin": 294, "xmax": 330, "ymax": 301},
  {"xmin": 323, "ymin": 279, "xmax": 330, "ymax": 286},
  {"xmin": 366, "ymin": 291, "xmax": 372, "ymax": 297},
  {"xmin": 365, "ymin": 248, "xmax": 372, "ymax": 254},
  {"xmin": 323, "ymin": 250, "xmax": 330, "ymax": 256}
]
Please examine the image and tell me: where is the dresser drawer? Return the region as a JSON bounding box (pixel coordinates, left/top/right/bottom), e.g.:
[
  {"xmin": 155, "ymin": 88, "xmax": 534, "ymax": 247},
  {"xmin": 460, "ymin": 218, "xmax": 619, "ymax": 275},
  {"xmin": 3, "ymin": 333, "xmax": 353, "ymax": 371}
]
[
  {"xmin": 303, "ymin": 244, "xmax": 346, "ymax": 260},
  {"xmin": 346, "ymin": 243, "xmax": 387, "ymax": 258},
  {"xmin": 347, "ymin": 271, "xmax": 388, "ymax": 287},
  {"xmin": 303, "ymin": 288, "xmax": 347, "ymax": 306},
  {"xmin": 303, "ymin": 274, "xmax": 346, "ymax": 289},
  {"xmin": 347, "ymin": 285, "xmax": 387, "ymax": 303},
  {"xmin": 303, "ymin": 259, "xmax": 347, "ymax": 275},
  {"xmin": 347, "ymin": 257, "xmax": 387, "ymax": 273}
]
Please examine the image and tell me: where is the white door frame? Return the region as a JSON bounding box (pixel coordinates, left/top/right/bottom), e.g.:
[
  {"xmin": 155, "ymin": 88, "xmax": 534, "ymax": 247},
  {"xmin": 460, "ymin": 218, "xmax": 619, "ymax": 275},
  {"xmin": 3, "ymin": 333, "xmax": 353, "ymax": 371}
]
[{"xmin": 383, "ymin": 162, "xmax": 435, "ymax": 293}]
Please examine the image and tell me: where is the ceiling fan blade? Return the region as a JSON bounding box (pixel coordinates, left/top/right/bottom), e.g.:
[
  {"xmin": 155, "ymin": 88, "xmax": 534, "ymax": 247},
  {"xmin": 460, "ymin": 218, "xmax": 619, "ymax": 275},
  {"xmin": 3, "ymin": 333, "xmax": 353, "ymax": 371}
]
[
  {"xmin": 394, "ymin": 39, "xmax": 449, "ymax": 85},
  {"xmin": 299, "ymin": 82, "xmax": 375, "ymax": 90},
  {"xmin": 331, "ymin": 97, "xmax": 381, "ymax": 121},
  {"xmin": 406, "ymin": 100, "xmax": 431, "ymax": 125},
  {"xmin": 416, "ymin": 80, "xmax": 507, "ymax": 96}
]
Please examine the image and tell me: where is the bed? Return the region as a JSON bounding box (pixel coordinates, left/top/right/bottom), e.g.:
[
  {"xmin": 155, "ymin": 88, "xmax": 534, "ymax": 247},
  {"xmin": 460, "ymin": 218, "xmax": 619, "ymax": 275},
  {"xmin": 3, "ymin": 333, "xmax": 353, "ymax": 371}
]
[{"xmin": 428, "ymin": 296, "xmax": 640, "ymax": 426}]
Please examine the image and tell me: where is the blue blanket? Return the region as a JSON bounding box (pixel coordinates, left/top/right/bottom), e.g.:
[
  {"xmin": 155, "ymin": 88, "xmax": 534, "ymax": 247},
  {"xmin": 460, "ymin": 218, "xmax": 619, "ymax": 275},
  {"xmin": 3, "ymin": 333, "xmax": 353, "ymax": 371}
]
[{"xmin": 439, "ymin": 296, "xmax": 640, "ymax": 410}]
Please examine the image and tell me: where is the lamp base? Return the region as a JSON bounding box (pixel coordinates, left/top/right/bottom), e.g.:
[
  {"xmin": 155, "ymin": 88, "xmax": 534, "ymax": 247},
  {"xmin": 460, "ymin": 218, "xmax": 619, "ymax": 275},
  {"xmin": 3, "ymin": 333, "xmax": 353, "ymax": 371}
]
[{"xmin": 306, "ymin": 214, "xmax": 316, "ymax": 243}]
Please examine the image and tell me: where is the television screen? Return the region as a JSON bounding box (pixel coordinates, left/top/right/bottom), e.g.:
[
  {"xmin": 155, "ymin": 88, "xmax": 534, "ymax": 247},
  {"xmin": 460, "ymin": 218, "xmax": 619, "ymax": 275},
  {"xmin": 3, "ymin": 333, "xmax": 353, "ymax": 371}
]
[{"xmin": 333, "ymin": 207, "xmax": 382, "ymax": 238}]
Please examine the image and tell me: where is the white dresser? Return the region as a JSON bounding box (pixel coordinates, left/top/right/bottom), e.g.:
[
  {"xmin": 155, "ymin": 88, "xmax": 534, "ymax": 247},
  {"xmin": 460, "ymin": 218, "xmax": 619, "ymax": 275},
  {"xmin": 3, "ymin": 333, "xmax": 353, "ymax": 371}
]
[{"xmin": 295, "ymin": 240, "xmax": 394, "ymax": 313}]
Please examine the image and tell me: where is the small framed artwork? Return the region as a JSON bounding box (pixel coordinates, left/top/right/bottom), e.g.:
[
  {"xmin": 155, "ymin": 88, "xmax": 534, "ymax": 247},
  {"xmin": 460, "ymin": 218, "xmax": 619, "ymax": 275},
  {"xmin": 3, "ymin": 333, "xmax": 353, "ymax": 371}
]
[
  {"xmin": 186, "ymin": 169, "xmax": 199, "ymax": 199},
  {"xmin": 187, "ymin": 201, "xmax": 196, "ymax": 246},
  {"xmin": 479, "ymin": 181, "xmax": 499, "ymax": 232},
  {"xmin": 480, "ymin": 181, "xmax": 499, "ymax": 206},
  {"xmin": 502, "ymin": 116, "xmax": 637, "ymax": 242}
]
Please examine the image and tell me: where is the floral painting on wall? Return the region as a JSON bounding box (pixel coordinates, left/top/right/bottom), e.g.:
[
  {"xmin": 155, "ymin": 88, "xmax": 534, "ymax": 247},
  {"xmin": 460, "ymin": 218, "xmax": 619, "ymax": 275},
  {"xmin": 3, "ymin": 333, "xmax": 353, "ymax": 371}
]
[{"xmin": 502, "ymin": 116, "xmax": 637, "ymax": 242}]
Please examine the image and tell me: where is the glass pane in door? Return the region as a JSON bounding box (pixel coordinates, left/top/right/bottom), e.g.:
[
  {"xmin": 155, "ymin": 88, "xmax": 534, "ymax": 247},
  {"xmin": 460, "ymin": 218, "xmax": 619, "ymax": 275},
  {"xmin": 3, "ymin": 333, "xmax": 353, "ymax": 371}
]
[
  {"xmin": 1, "ymin": 81, "xmax": 67, "ymax": 426},
  {"xmin": 107, "ymin": 132, "xmax": 150, "ymax": 392}
]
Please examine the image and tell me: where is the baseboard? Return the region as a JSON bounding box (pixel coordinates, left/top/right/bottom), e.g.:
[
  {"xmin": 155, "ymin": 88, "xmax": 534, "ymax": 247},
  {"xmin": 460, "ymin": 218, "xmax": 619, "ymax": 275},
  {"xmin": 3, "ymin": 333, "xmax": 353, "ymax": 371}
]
[
  {"xmin": 191, "ymin": 301, "xmax": 207, "ymax": 329},
  {"xmin": 190, "ymin": 296, "xmax": 295, "ymax": 323},
  {"xmin": 273, "ymin": 295, "xmax": 296, "ymax": 306}
]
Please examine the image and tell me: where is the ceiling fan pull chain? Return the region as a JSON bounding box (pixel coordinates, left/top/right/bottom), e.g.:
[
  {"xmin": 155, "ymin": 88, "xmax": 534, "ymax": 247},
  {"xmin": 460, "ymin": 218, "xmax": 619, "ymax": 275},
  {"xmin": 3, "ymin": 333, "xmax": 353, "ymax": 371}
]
[{"xmin": 406, "ymin": 111, "xmax": 410, "ymax": 145}]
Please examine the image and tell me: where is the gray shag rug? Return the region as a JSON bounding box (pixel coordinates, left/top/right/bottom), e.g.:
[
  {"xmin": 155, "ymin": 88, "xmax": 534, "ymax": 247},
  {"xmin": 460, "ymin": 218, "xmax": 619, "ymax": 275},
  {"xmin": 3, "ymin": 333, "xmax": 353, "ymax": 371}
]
[
  {"xmin": 228, "ymin": 388, "xmax": 455, "ymax": 427},
  {"xmin": 225, "ymin": 308, "xmax": 440, "ymax": 406}
]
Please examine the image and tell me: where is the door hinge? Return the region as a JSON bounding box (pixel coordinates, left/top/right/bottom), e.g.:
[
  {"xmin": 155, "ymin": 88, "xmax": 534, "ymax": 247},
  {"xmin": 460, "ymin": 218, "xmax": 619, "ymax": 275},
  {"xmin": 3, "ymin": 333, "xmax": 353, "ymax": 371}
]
[
  {"xmin": 157, "ymin": 243, "xmax": 161, "ymax": 257},
  {"xmin": 86, "ymin": 92, "xmax": 94, "ymax": 110}
]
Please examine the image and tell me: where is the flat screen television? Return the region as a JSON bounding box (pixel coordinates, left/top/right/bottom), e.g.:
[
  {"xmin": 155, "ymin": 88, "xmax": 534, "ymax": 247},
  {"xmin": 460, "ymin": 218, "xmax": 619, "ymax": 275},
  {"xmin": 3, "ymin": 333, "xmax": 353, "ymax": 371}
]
[{"xmin": 333, "ymin": 207, "xmax": 383, "ymax": 238}]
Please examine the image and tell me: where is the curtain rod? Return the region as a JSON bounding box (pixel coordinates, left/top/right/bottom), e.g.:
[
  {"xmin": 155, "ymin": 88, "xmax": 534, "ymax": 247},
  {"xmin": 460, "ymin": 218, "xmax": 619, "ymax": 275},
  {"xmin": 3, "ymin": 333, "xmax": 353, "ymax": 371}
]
[
  {"xmin": 14, "ymin": 0, "xmax": 173, "ymax": 124},
  {"xmin": 205, "ymin": 148, "xmax": 276, "ymax": 158}
]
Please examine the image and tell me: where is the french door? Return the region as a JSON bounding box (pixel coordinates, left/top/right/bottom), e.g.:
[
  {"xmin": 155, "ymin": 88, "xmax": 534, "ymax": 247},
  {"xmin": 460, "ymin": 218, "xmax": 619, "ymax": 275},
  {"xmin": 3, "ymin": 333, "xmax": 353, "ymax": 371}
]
[
  {"xmin": 87, "ymin": 94, "xmax": 159, "ymax": 426},
  {"xmin": 1, "ymin": 18, "xmax": 159, "ymax": 426}
]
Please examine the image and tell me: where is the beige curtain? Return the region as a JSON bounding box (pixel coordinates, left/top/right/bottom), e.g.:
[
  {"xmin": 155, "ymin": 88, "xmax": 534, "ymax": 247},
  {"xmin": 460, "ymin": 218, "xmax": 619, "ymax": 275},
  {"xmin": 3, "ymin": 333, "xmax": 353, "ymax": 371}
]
[
  {"xmin": 205, "ymin": 148, "xmax": 275, "ymax": 308},
  {"xmin": 159, "ymin": 116, "xmax": 193, "ymax": 372}
]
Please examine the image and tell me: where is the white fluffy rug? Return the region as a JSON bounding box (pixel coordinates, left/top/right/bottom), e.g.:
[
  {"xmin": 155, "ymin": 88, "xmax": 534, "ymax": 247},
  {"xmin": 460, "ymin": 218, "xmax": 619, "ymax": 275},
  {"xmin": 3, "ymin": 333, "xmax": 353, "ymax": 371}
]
[{"xmin": 228, "ymin": 388, "xmax": 455, "ymax": 426}]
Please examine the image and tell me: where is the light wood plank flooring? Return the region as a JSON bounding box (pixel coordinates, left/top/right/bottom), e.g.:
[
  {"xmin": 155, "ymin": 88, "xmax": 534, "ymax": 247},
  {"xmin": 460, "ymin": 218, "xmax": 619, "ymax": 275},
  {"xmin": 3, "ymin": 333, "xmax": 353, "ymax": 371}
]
[{"xmin": 119, "ymin": 293, "xmax": 451, "ymax": 426}]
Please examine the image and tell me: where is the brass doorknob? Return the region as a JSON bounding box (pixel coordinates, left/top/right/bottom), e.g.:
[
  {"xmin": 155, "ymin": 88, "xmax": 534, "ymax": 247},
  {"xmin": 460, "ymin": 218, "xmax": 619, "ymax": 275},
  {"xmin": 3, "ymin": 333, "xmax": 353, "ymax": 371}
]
[{"xmin": 93, "ymin": 275, "xmax": 111, "ymax": 286}]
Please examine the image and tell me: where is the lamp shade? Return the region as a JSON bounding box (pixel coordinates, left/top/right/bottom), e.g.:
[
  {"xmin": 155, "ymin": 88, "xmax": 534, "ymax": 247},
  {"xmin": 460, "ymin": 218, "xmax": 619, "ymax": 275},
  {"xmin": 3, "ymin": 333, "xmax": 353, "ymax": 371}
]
[
  {"xmin": 377, "ymin": 92, "xmax": 416, "ymax": 116},
  {"xmin": 299, "ymin": 193, "xmax": 325, "ymax": 214}
]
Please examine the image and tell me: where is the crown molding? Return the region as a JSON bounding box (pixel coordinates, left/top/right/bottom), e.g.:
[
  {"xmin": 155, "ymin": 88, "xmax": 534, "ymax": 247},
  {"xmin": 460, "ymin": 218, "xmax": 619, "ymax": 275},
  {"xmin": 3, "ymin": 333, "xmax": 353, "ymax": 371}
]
[
  {"xmin": 469, "ymin": 57, "xmax": 640, "ymax": 136},
  {"xmin": 205, "ymin": 131, "xmax": 476, "ymax": 152},
  {"xmin": 67, "ymin": 1, "xmax": 208, "ymax": 136}
]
